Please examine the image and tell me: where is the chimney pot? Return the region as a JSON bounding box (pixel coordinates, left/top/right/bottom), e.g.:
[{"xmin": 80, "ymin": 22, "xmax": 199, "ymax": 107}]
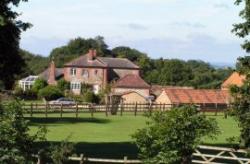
[{"xmin": 88, "ymin": 49, "xmax": 97, "ymax": 61}]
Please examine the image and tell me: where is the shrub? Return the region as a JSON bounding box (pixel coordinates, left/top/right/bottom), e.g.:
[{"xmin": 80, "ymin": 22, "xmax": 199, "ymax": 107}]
[
  {"xmin": 81, "ymin": 83, "xmax": 92, "ymax": 94},
  {"xmin": 133, "ymin": 106, "xmax": 219, "ymax": 164},
  {"xmin": 0, "ymin": 100, "xmax": 47, "ymax": 163},
  {"xmin": 83, "ymin": 91, "xmax": 99, "ymax": 103},
  {"xmin": 13, "ymin": 86, "xmax": 37, "ymax": 100},
  {"xmin": 110, "ymin": 95, "xmax": 121, "ymax": 115},
  {"xmin": 57, "ymin": 79, "xmax": 70, "ymax": 92},
  {"xmin": 50, "ymin": 139, "xmax": 74, "ymax": 164},
  {"xmin": 32, "ymin": 78, "xmax": 47, "ymax": 93},
  {"xmin": 0, "ymin": 80, "xmax": 4, "ymax": 91},
  {"xmin": 38, "ymin": 85, "xmax": 63, "ymax": 101}
]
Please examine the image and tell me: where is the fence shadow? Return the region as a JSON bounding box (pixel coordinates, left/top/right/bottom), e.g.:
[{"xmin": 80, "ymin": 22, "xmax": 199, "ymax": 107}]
[
  {"xmin": 34, "ymin": 141, "xmax": 139, "ymax": 159},
  {"xmin": 27, "ymin": 117, "xmax": 110, "ymax": 125}
]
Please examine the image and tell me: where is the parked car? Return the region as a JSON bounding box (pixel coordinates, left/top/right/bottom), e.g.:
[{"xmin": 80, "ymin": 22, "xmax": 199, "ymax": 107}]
[{"xmin": 49, "ymin": 97, "xmax": 76, "ymax": 106}]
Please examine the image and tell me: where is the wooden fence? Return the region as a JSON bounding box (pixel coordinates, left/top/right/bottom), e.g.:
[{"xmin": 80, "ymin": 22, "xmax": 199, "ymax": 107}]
[
  {"xmin": 16, "ymin": 102, "xmax": 229, "ymax": 118},
  {"xmin": 193, "ymin": 145, "xmax": 250, "ymax": 164},
  {"xmin": 36, "ymin": 145, "xmax": 250, "ymax": 164}
]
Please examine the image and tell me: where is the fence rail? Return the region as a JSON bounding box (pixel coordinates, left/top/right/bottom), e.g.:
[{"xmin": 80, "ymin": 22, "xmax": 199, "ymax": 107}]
[
  {"xmin": 7, "ymin": 102, "xmax": 230, "ymax": 117},
  {"xmin": 35, "ymin": 145, "xmax": 250, "ymax": 164},
  {"xmin": 193, "ymin": 145, "xmax": 250, "ymax": 164}
]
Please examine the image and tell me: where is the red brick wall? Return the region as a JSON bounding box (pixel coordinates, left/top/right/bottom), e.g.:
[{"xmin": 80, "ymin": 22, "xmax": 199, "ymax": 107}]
[{"xmin": 64, "ymin": 67, "xmax": 105, "ymax": 86}]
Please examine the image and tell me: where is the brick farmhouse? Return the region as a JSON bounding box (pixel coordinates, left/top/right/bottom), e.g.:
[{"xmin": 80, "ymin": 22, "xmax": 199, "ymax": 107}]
[{"xmin": 35, "ymin": 49, "xmax": 150, "ymax": 100}]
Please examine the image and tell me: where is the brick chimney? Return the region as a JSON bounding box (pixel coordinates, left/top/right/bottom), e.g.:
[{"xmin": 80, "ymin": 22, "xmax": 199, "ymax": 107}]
[
  {"xmin": 87, "ymin": 49, "xmax": 97, "ymax": 61},
  {"xmin": 47, "ymin": 60, "xmax": 57, "ymax": 85}
]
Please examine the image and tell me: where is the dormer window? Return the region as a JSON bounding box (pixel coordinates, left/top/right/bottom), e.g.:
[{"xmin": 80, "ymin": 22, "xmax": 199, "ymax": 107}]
[
  {"xmin": 70, "ymin": 68, "xmax": 76, "ymax": 76},
  {"xmin": 82, "ymin": 69, "xmax": 89, "ymax": 78}
]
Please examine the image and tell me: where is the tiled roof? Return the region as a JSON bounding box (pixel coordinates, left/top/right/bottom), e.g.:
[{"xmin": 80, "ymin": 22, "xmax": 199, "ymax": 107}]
[
  {"xmin": 114, "ymin": 74, "xmax": 150, "ymax": 88},
  {"xmin": 164, "ymin": 88, "xmax": 229, "ymax": 104},
  {"xmin": 64, "ymin": 55, "xmax": 107, "ymax": 67},
  {"xmin": 64, "ymin": 52, "xmax": 139, "ymax": 69},
  {"xmin": 39, "ymin": 68, "xmax": 63, "ymax": 81},
  {"xmin": 221, "ymin": 72, "xmax": 245, "ymax": 89},
  {"xmin": 151, "ymin": 85, "xmax": 193, "ymax": 96},
  {"xmin": 97, "ymin": 57, "xmax": 139, "ymax": 69}
]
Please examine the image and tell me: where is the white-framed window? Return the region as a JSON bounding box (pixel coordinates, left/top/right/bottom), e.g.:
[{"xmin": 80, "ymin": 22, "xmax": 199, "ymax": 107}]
[
  {"xmin": 82, "ymin": 69, "xmax": 89, "ymax": 78},
  {"xmin": 93, "ymin": 84, "xmax": 100, "ymax": 94},
  {"xmin": 70, "ymin": 68, "xmax": 76, "ymax": 76},
  {"xmin": 70, "ymin": 82, "xmax": 81, "ymax": 90}
]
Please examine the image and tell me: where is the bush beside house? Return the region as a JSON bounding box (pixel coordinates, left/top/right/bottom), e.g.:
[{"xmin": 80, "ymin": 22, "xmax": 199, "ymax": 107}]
[{"xmin": 38, "ymin": 86, "xmax": 63, "ymax": 101}]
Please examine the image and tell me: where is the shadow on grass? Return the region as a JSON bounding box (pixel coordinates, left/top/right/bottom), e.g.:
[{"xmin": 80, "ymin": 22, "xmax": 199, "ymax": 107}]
[
  {"xmin": 34, "ymin": 141, "xmax": 139, "ymax": 159},
  {"xmin": 33, "ymin": 142, "xmax": 243, "ymax": 162},
  {"xmin": 26, "ymin": 117, "xmax": 110, "ymax": 125}
]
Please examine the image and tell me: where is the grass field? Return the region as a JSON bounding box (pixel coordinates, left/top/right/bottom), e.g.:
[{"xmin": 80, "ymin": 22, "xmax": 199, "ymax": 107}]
[{"xmin": 27, "ymin": 112, "xmax": 240, "ymax": 158}]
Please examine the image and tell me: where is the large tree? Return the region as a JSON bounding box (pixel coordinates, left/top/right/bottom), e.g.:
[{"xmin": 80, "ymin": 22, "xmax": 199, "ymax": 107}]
[
  {"xmin": 50, "ymin": 36, "xmax": 111, "ymax": 67},
  {"xmin": 231, "ymin": 0, "xmax": 250, "ymax": 148},
  {"xmin": 0, "ymin": 0, "xmax": 31, "ymax": 89}
]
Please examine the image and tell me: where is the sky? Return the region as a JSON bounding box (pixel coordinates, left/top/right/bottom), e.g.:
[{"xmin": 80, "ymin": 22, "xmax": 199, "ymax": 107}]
[{"xmin": 17, "ymin": 0, "xmax": 246, "ymax": 65}]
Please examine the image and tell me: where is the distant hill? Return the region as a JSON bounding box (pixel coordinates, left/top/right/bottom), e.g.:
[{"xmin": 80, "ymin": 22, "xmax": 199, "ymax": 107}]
[{"xmin": 210, "ymin": 62, "xmax": 235, "ymax": 69}]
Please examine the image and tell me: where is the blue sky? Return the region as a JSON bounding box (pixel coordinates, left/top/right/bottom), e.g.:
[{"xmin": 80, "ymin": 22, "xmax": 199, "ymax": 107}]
[{"xmin": 17, "ymin": 0, "xmax": 245, "ymax": 64}]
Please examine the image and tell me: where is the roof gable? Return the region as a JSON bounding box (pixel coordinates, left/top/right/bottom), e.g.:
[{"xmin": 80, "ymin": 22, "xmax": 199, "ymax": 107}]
[
  {"xmin": 221, "ymin": 72, "xmax": 245, "ymax": 89},
  {"xmin": 114, "ymin": 74, "xmax": 150, "ymax": 88}
]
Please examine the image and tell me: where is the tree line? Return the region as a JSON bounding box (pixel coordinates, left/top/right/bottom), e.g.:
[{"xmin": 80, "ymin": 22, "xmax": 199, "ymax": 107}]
[{"xmin": 19, "ymin": 36, "xmax": 233, "ymax": 90}]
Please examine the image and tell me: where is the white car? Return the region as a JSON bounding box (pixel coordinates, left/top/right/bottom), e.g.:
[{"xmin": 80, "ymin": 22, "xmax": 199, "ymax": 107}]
[{"xmin": 49, "ymin": 97, "xmax": 76, "ymax": 106}]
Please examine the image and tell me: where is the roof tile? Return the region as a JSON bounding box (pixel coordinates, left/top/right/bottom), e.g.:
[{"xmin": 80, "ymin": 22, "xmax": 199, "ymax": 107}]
[
  {"xmin": 222, "ymin": 72, "xmax": 245, "ymax": 89},
  {"xmin": 114, "ymin": 74, "xmax": 150, "ymax": 88},
  {"xmin": 164, "ymin": 89, "xmax": 229, "ymax": 104}
]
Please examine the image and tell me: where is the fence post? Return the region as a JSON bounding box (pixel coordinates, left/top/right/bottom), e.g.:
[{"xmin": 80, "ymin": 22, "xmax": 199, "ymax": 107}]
[
  {"xmin": 76, "ymin": 103, "xmax": 79, "ymax": 118},
  {"xmin": 60, "ymin": 104, "xmax": 63, "ymax": 118},
  {"xmin": 45, "ymin": 102, "xmax": 48, "ymax": 118},
  {"xmin": 79, "ymin": 153, "xmax": 84, "ymax": 164},
  {"xmin": 105, "ymin": 103, "xmax": 109, "ymax": 117},
  {"xmin": 224, "ymin": 105, "xmax": 228, "ymax": 119},
  {"xmin": 215, "ymin": 103, "xmax": 218, "ymax": 116},
  {"xmin": 37, "ymin": 154, "xmax": 41, "ymax": 164},
  {"xmin": 120, "ymin": 103, "xmax": 124, "ymax": 116},
  {"xmin": 202, "ymin": 103, "xmax": 205, "ymax": 115},
  {"xmin": 134, "ymin": 102, "xmax": 137, "ymax": 116},
  {"xmin": 91, "ymin": 105, "xmax": 94, "ymax": 118},
  {"xmin": 124, "ymin": 156, "xmax": 127, "ymax": 164},
  {"xmin": 30, "ymin": 103, "xmax": 33, "ymax": 117},
  {"xmin": 149, "ymin": 103, "xmax": 152, "ymax": 116}
]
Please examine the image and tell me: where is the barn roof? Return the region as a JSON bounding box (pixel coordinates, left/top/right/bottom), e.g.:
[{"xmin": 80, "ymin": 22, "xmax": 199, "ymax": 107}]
[{"xmin": 163, "ymin": 88, "xmax": 229, "ymax": 104}]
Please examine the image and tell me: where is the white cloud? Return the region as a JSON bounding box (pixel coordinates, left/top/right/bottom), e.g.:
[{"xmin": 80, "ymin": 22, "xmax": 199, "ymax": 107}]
[{"xmin": 17, "ymin": 0, "xmax": 243, "ymax": 63}]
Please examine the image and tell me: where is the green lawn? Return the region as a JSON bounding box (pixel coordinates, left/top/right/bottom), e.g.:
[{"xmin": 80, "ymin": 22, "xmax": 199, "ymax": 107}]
[
  {"xmin": 28, "ymin": 112, "xmax": 239, "ymax": 144},
  {"xmin": 28, "ymin": 113, "xmax": 147, "ymax": 142},
  {"xmin": 27, "ymin": 112, "xmax": 240, "ymax": 158}
]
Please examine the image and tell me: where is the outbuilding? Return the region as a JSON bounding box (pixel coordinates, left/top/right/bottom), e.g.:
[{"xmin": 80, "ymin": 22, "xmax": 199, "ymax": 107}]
[{"xmin": 155, "ymin": 88, "xmax": 230, "ymax": 110}]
